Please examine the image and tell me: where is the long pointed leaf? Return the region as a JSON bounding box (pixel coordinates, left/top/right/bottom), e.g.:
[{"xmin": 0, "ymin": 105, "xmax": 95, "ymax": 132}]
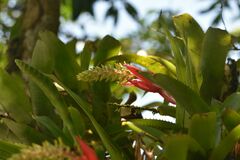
[
  {"xmin": 15, "ymin": 60, "xmax": 76, "ymax": 138},
  {"xmin": 200, "ymin": 28, "xmax": 231, "ymax": 103},
  {"xmin": 142, "ymin": 72, "xmax": 210, "ymax": 114},
  {"xmin": 50, "ymin": 76, "xmax": 124, "ymax": 160},
  {"xmin": 210, "ymin": 124, "xmax": 240, "ymax": 160}
]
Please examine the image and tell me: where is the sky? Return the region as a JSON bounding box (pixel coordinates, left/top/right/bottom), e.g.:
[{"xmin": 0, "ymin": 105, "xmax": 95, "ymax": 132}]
[{"xmin": 61, "ymin": 0, "xmax": 240, "ymax": 41}]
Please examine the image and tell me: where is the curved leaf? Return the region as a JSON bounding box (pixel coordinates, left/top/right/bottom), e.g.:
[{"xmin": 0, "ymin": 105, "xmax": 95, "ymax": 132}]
[
  {"xmin": 222, "ymin": 109, "xmax": 240, "ymax": 131},
  {"xmin": 106, "ymin": 54, "xmax": 176, "ymax": 76},
  {"xmin": 223, "ymin": 92, "xmax": 240, "ymax": 111},
  {"xmin": 0, "ymin": 70, "xmax": 32, "ymax": 123},
  {"xmin": 3, "ymin": 119, "xmax": 46, "ymax": 144},
  {"xmin": 142, "ymin": 72, "xmax": 210, "ymax": 114},
  {"xmin": 164, "ymin": 135, "xmax": 205, "ymax": 160},
  {"xmin": 94, "ymin": 35, "xmax": 121, "ymax": 66},
  {"xmin": 34, "ymin": 116, "xmax": 72, "ymax": 145},
  {"xmin": 15, "ymin": 60, "xmax": 76, "ymax": 138},
  {"xmin": 210, "ymin": 124, "xmax": 240, "ymax": 160},
  {"xmin": 51, "ymin": 76, "xmax": 124, "ymax": 160},
  {"xmin": 0, "ymin": 140, "xmax": 21, "ymax": 159},
  {"xmin": 189, "ymin": 112, "xmax": 217, "ymax": 151},
  {"xmin": 200, "ymin": 28, "xmax": 232, "ymax": 103},
  {"xmin": 130, "ymin": 119, "xmax": 177, "ymax": 130}
]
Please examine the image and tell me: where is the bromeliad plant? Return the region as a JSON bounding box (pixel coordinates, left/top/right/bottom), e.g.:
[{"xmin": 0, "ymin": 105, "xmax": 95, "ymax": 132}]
[{"xmin": 0, "ymin": 13, "xmax": 240, "ymax": 160}]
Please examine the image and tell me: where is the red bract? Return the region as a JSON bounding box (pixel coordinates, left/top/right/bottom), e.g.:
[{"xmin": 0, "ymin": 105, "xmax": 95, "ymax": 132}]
[
  {"xmin": 76, "ymin": 136, "xmax": 98, "ymax": 160},
  {"xmin": 124, "ymin": 64, "xmax": 176, "ymax": 104}
]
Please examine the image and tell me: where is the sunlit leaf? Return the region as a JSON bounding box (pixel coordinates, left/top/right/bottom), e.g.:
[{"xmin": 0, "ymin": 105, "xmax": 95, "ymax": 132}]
[{"xmin": 173, "ymin": 13, "xmax": 204, "ymax": 89}]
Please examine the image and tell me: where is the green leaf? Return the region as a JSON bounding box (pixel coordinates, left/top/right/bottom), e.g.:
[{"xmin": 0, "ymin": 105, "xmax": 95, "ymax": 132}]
[
  {"xmin": 94, "ymin": 35, "xmax": 121, "ymax": 66},
  {"xmin": 142, "ymin": 72, "xmax": 210, "ymax": 114},
  {"xmin": 106, "ymin": 54, "xmax": 176, "ymax": 76},
  {"xmin": 189, "ymin": 112, "xmax": 217, "ymax": 151},
  {"xmin": 80, "ymin": 41, "xmax": 94, "ymax": 72},
  {"xmin": 210, "ymin": 124, "xmax": 240, "ymax": 160},
  {"xmin": 68, "ymin": 107, "xmax": 85, "ymax": 136},
  {"xmin": 34, "ymin": 116, "xmax": 72, "ymax": 145},
  {"xmin": 50, "ymin": 76, "xmax": 124, "ymax": 160},
  {"xmin": 200, "ymin": 28, "xmax": 232, "ymax": 103},
  {"xmin": 39, "ymin": 31, "xmax": 80, "ymax": 91},
  {"xmin": 222, "ymin": 109, "xmax": 240, "ymax": 131},
  {"xmin": 130, "ymin": 119, "xmax": 177, "ymax": 130},
  {"xmin": 30, "ymin": 40, "xmax": 59, "ymax": 121},
  {"xmin": 0, "ymin": 69, "xmax": 32, "ymax": 123},
  {"xmin": 173, "ymin": 13, "xmax": 204, "ymax": 88},
  {"xmin": 223, "ymin": 92, "xmax": 240, "ymax": 111},
  {"xmin": 160, "ymin": 16, "xmax": 186, "ymax": 81},
  {"xmin": 3, "ymin": 119, "xmax": 46, "ymax": 144},
  {"xmin": 0, "ymin": 140, "xmax": 21, "ymax": 159},
  {"xmin": 164, "ymin": 135, "xmax": 205, "ymax": 160},
  {"xmin": 15, "ymin": 60, "xmax": 76, "ymax": 138}
]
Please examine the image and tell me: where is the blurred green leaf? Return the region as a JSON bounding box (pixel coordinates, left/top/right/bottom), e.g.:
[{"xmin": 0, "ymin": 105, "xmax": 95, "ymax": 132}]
[
  {"xmin": 160, "ymin": 16, "xmax": 186, "ymax": 81},
  {"xmin": 34, "ymin": 116, "xmax": 72, "ymax": 146},
  {"xmin": 222, "ymin": 109, "xmax": 240, "ymax": 131},
  {"xmin": 72, "ymin": 0, "xmax": 95, "ymax": 20},
  {"xmin": 0, "ymin": 70, "xmax": 32, "ymax": 123},
  {"xmin": 80, "ymin": 41, "xmax": 94, "ymax": 72},
  {"xmin": 223, "ymin": 92, "xmax": 240, "ymax": 111},
  {"xmin": 164, "ymin": 135, "xmax": 205, "ymax": 160},
  {"xmin": 94, "ymin": 35, "xmax": 121, "ymax": 66},
  {"xmin": 0, "ymin": 140, "xmax": 21, "ymax": 159},
  {"xmin": 189, "ymin": 112, "xmax": 217, "ymax": 151},
  {"xmin": 15, "ymin": 60, "xmax": 76, "ymax": 138},
  {"xmin": 3, "ymin": 119, "xmax": 46, "ymax": 144},
  {"xmin": 68, "ymin": 106, "xmax": 85, "ymax": 136},
  {"xmin": 106, "ymin": 54, "xmax": 176, "ymax": 76},
  {"xmin": 30, "ymin": 40, "xmax": 59, "ymax": 121},
  {"xmin": 142, "ymin": 72, "xmax": 210, "ymax": 114},
  {"xmin": 124, "ymin": 2, "xmax": 138, "ymax": 20},
  {"xmin": 51, "ymin": 76, "xmax": 124, "ymax": 160},
  {"xmin": 210, "ymin": 124, "xmax": 240, "ymax": 160},
  {"xmin": 200, "ymin": 28, "xmax": 232, "ymax": 103},
  {"xmin": 130, "ymin": 119, "xmax": 177, "ymax": 130},
  {"xmin": 39, "ymin": 31, "xmax": 80, "ymax": 91},
  {"xmin": 173, "ymin": 13, "xmax": 204, "ymax": 89}
]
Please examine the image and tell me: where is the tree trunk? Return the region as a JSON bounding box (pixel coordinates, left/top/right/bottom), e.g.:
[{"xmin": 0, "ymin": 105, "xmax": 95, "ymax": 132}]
[{"xmin": 6, "ymin": 0, "xmax": 60, "ymax": 73}]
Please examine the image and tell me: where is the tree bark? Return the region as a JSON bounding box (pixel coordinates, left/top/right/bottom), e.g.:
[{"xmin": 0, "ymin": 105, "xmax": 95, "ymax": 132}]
[{"xmin": 6, "ymin": 0, "xmax": 60, "ymax": 73}]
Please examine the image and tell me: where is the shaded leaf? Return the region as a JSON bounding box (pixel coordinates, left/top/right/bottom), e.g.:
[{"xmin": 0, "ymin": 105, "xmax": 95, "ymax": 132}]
[
  {"xmin": 34, "ymin": 116, "xmax": 72, "ymax": 146},
  {"xmin": 51, "ymin": 76, "xmax": 124, "ymax": 160},
  {"xmin": 164, "ymin": 135, "xmax": 205, "ymax": 160},
  {"xmin": 210, "ymin": 124, "xmax": 240, "ymax": 160},
  {"xmin": 223, "ymin": 92, "xmax": 240, "ymax": 112},
  {"xmin": 94, "ymin": 35, "xmax": 121, "ymax": 66},
  {"xmin": 0, "ymin": 140, "xmax": 21, "ymax": 159},
  {"xmin": 200, "ymin": 28, "xmax": 232, "ymax": 103},
  {"xmin": 0, "ymin": 70, "xmax": 32, "ymax": 123},
  {"xmin": 189, "ymin": 112, "xmax": 217, "ymax": 151},
  {"xmin": 15, "ymin": 60, "xmax": 76, "ymax": 138},
  {"xmin": 222, "ymin": 109, "xmax": 240, "ymax": 131},
  {"xmin": 3, "ymin": 119, "xmax": 46, "ymax": 144},
  {"xmin": 142, "ymin": 72, "xmax": 210, "ymax": 114}
]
